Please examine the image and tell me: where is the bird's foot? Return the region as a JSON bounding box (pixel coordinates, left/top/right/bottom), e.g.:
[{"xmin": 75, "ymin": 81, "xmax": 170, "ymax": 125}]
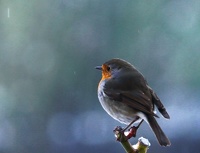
[
  {"xmin": 113, "ymin": 126, "xmax": 128, "ymax": 142},
  {"xmin": 126, "ymin": 126, "xmax": 138, "ymax": 139},
  {"xmin": 113, "ymin": 126, "xmax": 137, "ymax": 141},
  {"xmin": 113, "ymin": 119, "xmax": 144, "ymax": 141},
  {"xmin": 126, "ymin": 119, "xmax": 144, "ymax": 139}
]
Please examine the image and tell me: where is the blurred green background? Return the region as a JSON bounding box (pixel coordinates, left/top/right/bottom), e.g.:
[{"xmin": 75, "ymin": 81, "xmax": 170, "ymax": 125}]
[{"xmin": 0, "ymin": 0, "xmax": 200, "ymax": 153}]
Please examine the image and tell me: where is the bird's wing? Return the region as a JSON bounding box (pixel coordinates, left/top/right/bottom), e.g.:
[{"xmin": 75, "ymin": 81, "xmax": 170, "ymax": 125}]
[
  {"xmin": 104, "ymin": 89, "xmax": 158, "ymax": 118},
  {"xmin": 148, "ymin": 87, "xmax": 170, "ymax": 119}
]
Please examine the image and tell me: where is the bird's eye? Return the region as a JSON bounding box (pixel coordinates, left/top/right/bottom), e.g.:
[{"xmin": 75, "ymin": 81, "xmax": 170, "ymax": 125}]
[{"xmin": 107, "ymin": 66, "xmax": 110, "ymax": 71}]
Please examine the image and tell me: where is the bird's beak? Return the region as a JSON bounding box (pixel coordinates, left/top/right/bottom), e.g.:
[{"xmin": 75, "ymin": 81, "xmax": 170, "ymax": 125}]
[{"xmin": 95, "ymin": 66, "xmax": 102, "ymax": 70}]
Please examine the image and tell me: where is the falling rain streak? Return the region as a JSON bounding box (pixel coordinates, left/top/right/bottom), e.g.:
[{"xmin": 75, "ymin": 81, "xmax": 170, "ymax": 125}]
[{"xmin": 7, "ymin": 8, "xmax": 10, "ymax": 18}]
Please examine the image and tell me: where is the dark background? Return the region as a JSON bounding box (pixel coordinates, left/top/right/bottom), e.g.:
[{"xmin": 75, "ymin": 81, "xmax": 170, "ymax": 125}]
[{"xmin": 0, "ymin": 0, "xmax": 200, "ymax": 153}]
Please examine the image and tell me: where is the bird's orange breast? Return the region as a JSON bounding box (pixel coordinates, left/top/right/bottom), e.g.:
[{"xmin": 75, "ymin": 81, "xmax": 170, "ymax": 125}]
[{"xmin": 100, "ymin": 64, "xmax": 112, "ymax": 81}]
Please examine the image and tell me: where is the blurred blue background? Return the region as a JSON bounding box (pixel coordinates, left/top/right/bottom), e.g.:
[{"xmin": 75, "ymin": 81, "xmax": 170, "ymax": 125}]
[{"xmin": 1, "ymin": 0, "xmax": 200, "ymax": 153}]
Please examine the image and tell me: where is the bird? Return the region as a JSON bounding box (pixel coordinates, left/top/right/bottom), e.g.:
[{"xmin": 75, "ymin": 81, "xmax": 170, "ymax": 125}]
[{"xmin": 96, "ymin": 58, "xmax": 171, "ymax": 146}]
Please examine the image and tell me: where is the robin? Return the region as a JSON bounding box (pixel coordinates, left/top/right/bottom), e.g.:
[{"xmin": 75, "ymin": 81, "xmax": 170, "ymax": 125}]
[{"xmin": 96, "ymin": 58, "xmax": 171, "ymax": 146}]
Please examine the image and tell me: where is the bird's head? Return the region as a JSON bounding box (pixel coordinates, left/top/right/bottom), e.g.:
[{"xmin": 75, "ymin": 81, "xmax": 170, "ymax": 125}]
[{"xmin": 95, "ymin": 58, "xmax": 134, "ymax": 81}]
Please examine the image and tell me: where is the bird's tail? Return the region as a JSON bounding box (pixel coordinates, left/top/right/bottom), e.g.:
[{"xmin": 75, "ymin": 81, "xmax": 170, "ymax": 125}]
[{"xmin": 147, "ymin": 115, "xmax": 171, "ymax": 146}]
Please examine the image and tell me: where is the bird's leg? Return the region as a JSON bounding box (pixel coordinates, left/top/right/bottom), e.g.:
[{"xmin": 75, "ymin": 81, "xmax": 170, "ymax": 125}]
[
  {"xmin": 126, "ymin": 119, "xmax": 144, "ymax": 139},
  {"xmin": 123, "ymin": 117, "xmax": 140, "ymax": 132},
  {"xmin": 113, "ymin": 117, "xmax": 140, "ymax": 141},
  {"xmin": 113, "ymin": 117, "xmax": 144, "ymax": 141}
]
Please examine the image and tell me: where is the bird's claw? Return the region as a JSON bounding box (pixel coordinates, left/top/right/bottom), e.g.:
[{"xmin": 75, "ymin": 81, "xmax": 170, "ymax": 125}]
[
  {"xmin": 126, "ymin": 126, "xmax": 137, "ymax": 139},
  {"xmin": 113, "ymin": 126, "xmax": 127, "ymax": 141},
  {"xmin": 113, "ymin": 126, "xmax": 123, "ymax": 132},
  {"xmin": 113, "ymin": 126, "xmax": 138, "ymax": 141}
]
